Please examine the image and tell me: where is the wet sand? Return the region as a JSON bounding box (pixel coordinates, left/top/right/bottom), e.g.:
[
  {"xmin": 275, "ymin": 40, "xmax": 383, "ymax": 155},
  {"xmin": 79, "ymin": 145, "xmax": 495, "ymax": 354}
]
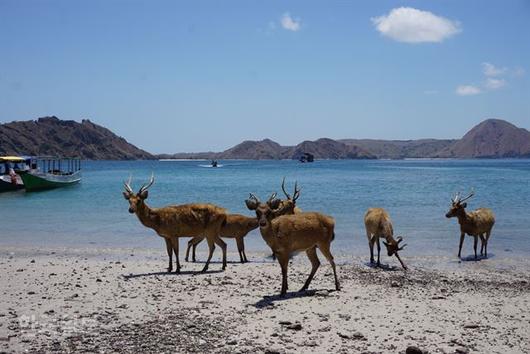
[{"xmin": 1, "ymin": 246, "xmax": 529, "ymax": 354}]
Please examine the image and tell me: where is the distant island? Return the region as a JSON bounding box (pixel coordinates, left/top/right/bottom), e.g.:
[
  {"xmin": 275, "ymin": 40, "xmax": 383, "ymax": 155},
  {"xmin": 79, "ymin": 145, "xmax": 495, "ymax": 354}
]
[
  {"xmin": 160, "ymin": 119, "xmax": 530, "ymax": 160},
  {"xmin": 0, "ymin": 116, "xmax": 152, "ymax": 160},
  {"xmin": 1, "ymin": 117, "xmax": 529, "ymax": 160}
]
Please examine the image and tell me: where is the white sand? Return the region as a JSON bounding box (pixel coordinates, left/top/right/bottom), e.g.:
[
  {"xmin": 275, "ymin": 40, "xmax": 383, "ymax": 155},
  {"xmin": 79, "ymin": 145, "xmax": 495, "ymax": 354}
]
[{"xmin": 1, "ymin": 246, "xmax": 529, "ymax": 353}]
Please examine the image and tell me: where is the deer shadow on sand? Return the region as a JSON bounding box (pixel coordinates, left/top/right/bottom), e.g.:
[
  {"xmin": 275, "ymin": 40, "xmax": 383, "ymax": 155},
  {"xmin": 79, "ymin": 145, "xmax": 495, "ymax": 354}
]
[
  {"xmin": 363, "ymin": 261, "xmax": 401, "ymax": 271},
  {"xmin": 253, "ymin": 288, "xmax": 339, "ymax": 309},
  {"xmin": 122, "ymin": 269, "xmax": 224, "ymax": 280},
  {"xmin": 458, "ymin": 253, "xmax": 495, "ymax": 262}
]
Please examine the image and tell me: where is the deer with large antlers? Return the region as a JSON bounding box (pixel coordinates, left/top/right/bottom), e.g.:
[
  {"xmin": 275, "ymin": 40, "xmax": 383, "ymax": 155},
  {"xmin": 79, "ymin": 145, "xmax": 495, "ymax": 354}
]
[
  {"xmin": 364, "ymin": 208, "xmax": 408, "ymax": 270},
  {"xmin": 246, "ymin": 193, "xmax": 340, "ymax": 296},
  {"xmin": 445, "ymin": 190, "xmax": 495, "ymax": 260},
  {"xmin": 123, "ymin": 174, "xmax": 228, "ymax": 273}
]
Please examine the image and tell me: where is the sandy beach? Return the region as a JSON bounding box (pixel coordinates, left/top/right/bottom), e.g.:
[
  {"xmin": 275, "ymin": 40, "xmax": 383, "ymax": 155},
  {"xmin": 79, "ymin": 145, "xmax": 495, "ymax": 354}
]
[{"xmin": 1, "ymin": 246, "xmax": 529, "ymax": 354}]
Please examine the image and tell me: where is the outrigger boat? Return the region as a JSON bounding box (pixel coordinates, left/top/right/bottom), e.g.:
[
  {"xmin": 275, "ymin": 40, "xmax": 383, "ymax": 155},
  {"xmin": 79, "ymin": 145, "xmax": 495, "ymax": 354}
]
[
  {"xmin": 19, "ymin": 157, "xmax": 82, "ymax": 192},
  {"xmin": 0, "ymin": 156, "xmax": 29, "ymax": 192}
]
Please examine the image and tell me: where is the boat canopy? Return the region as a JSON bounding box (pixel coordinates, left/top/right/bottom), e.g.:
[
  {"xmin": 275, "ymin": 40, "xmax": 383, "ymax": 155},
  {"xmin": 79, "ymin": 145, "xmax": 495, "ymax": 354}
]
[{"xmin": 0, "ymin": 156, "xmax": 25, "ymax": 162}]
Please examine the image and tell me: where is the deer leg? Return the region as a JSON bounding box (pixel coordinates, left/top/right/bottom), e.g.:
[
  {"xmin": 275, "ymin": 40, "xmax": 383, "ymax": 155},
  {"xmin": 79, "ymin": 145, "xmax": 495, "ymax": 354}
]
[
  {"xmin": 479, "ymin": 234, "xmax": 485, "ymax": 256},
  {"xmin": 319, "ymin": 241, "xmax": 340, "ymax": 291},
  {"xmin": 277, "ymin": 252, "xmax": 289, "ymax": 296},
  {"xmin": 376, "ymin": 238, "xmax": 381, "ymax": 267},
  {"xmin": 368, "ymin": 239, "xmax": 375, "ymax": 264},
  {"xmin": 300, "ymin": 246, "xmax": 320, "ymax": 292},
  {"xmin": 185, "ymin": 238, "xmax": 194, "ymax": 262},
  {"xmin": 485, "ymin": 231, "xmax": 491, "ymax": 258},
  {"xmin": 170, "ymin": 237, "xmax": 181, "ymax": 273},
  {"xmin": 236, "ymin": 236, "xmax": 246, "ymax": 263},
  {"xmin": 473, "ymin": 235, "xmax": 478, "ymax": 260},
  {"xmin": 165, "ymin": 238, "xmax": 173, "ymax": 273},
  {"xmin": 201, "ymin": 236, "xmax": 216, "ymax": 273},
  {"xmin": 192, "ymin": 236, "xmax": 204, "ymax": 262},
  {"xmin": 214, "ymin": 236, "xmax": 227, "ymax": 270},
  {"xmin": 192, "ymin": 240, "xmax": 198, "ymax": 262},
  {"xmin": 458, "ymin": 232, "xmax": 465, "ymax": 259}
]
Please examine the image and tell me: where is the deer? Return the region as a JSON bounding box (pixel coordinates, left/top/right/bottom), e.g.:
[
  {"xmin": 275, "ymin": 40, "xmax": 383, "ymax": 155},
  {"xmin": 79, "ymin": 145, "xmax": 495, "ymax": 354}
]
[
  {"xmin": 184, "ymin": 213, "xmax": 259, "ymax": 263},
  {"xmin": 445, "ymin": 190, "xmax": 495, "ymax": 260},
  {"xmin": 245, "ymin": 193, "xmax": 340, "ymax": 296},
  {"xmin": 123, "ymin": 174, "xmax": 228, "ymax": 273},
  {"xmin": 364, "ymin": 208, "xmax": 407, "ymax": 270}
]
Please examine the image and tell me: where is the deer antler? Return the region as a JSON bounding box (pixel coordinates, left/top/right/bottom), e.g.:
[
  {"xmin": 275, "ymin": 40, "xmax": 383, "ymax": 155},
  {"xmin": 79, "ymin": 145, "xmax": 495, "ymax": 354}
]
[
  {"xmin": 267, "ymin": 192, "xmax": 277, "ymax": 204},
  {"xmin": 248, "ymin": 193, "xmax": 260, "ymax": 203},
  {"xmin": 138, "ymin": 173, "xmax": 155, "ymax": 194},
  {"xmin": 281, "ymin": 177, "xmax": 291, "ymax": 200},
  {"xmin": 124, "ymin": 175, "xmax": 133, "ymax": 194},
  {"xmin": 459, "ymin": 188, "xmax": 475, "ymax": 203},
  {"xmin": 452, "ymin": 191, "xmax": 461, "ymax": 204},
  {"xmin": 293, "ymin": 181, "xmax": 301, "ymax": 202}
]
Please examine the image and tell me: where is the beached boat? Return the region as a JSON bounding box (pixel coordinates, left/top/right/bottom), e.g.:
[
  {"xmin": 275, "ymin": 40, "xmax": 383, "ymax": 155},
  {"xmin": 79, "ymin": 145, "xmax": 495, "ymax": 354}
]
[
  {"xmin": 19, "ymin": 157, "xmax": 82, "ymax": 192},
  {"xmin": 0, "ymin": 156, "xmax": 27, "ymax": 192}
]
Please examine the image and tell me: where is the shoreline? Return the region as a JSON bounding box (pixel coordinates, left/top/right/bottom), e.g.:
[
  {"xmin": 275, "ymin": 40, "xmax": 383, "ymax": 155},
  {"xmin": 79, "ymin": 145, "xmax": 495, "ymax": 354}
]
[{"xmin": 1, "ymin": 246, "xmax": 529, "ymax": 353}]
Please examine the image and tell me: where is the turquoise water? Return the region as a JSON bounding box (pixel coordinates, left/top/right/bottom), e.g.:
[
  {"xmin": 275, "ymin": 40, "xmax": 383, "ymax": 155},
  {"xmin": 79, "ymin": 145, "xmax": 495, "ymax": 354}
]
[{"xmin": 1, "ymin": 159, "xmax": 529, "ymax": 262}]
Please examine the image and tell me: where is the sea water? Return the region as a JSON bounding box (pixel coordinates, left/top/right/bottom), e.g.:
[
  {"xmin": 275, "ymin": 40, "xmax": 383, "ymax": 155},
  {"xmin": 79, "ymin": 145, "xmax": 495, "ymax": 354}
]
[{"xmin": 1, "ymin": 159, "xmax": 529, "ymax": 266}]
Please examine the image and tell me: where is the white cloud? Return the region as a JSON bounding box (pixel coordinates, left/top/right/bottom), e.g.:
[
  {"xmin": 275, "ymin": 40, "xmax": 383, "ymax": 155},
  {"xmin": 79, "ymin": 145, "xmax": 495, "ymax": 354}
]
[
  {"xmin": 456, "ymin": 85, "xmax": 481, "ymax": 96},
  {"xmin": 281, "ymin": 13, "xmax": 301, "ymax": 32},
  {"xmin": 482, "ymin": 62, "xmax": 506, "ymax": 77},
  {"xmin": 485, "ymin": 77, "xmax": 506, "ymax": 90},
  {"xmin": 371, "ymin": 7, "xmax": 461, "ymax": 43}
]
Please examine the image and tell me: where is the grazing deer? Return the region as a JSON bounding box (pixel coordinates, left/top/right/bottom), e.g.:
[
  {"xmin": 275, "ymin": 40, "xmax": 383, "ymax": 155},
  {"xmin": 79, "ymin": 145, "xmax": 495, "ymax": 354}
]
[
  {"xmin": 246, "ymin": 194, "xmax": 340, "ymax": 296},
  {"xmin": 445, "ymin": 190, "xmax": 495, "ymax": 259},
  {"xmin": 364, "ymin": 208, "xmax": 407, "ymax": 270},
  {"xmin": 185, "ymin": 214, "xmax": 259, "ymax": 263},
  {"xmin": 123, "ymin": 174, "xmax": 228, "ymax": 273}
]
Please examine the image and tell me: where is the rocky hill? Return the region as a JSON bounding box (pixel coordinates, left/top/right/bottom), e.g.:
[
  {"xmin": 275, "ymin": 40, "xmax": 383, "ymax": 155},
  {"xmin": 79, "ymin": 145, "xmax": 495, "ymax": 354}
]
[
  {"xmin": 0, "ymin": 116, "xmax": 153, "ymax": 160},
  {"xmin": 437, "ymin": 119, "xmax": 530, "ymax": 158},
  {"xmin": 340, "ymin": 139, "xmax": 456, "ymax": 159}
]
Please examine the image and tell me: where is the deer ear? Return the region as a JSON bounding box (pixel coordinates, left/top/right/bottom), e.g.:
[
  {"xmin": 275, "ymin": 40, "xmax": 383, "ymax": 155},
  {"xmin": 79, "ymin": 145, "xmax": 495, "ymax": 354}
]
[
  {"xmin": 382, "ymin": 241, "xmax": 389, "ymax": 247},
  {"xmin": 462, "ymin": 202, "xmax": 467, "ymax": 208},
  {"xmin": 139, "ymin": 190, "xmax": 148, "ymax": 200},
  {"xmin": 123, "ymin": 192, "xmax": 131, "ymax": 200},
  {"xmin": 269, "ymin": 199, "xmax": 281, "ymax": 210},
  {"xmin": 245, "ymin": 199, "xmax": 258, "ymax": 210}
]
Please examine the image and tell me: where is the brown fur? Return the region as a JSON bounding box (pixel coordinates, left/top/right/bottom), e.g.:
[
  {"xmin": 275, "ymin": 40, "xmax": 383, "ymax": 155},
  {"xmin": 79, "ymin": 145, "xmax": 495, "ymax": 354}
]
[
  {"xmin": 185, "ymin": 214, "xmax": 259, "ymax": 263},
  {"xmin": 364, "ymin": 208, "xmax": 407, "ymax": 270},
  {"xmin": 124, "ymin": 178, "xmax": 227, "ymax": 273},
  {"xmin": 446, "ymin": 201, "xmax": 495, "ymax": 259},
  {"xmin": 247, "ymin": 195, "xmax": 340, "ymax": 296}
]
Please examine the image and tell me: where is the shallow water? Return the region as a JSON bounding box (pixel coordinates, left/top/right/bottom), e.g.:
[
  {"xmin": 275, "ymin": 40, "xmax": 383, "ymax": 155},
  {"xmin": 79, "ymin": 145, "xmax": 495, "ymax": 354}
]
[{"xmin": 1, "ymin": 159, "xmax": 529, "ymax": 266}]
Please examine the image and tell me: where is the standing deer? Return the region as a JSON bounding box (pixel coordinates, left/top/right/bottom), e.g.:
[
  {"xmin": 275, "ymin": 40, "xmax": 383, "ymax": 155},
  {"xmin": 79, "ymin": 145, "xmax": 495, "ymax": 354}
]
[
  {"xmin": 185, "ymin": 214, "xmax": 259, "ymax": 263},
  {"xmin": 123, "ymin": 174, "xmax": 228, "ymax": 273},
  {"xmin": 246, "ymin": 194, "xmax": 340, "ymax": 296},
  {"xmin": 445, "ymin": 190, "xmax": 495, "ymax": 260},
  {"xmin": 364, "ymin": 208, "xmax": 407, "ymax": 270}
]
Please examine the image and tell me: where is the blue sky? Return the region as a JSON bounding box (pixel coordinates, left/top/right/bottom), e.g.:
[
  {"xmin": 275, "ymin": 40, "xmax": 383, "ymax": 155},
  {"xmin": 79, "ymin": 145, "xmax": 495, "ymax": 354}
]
[{"xmin": 1, "ymin": 0, "xmax": 529, "ymax": 153}]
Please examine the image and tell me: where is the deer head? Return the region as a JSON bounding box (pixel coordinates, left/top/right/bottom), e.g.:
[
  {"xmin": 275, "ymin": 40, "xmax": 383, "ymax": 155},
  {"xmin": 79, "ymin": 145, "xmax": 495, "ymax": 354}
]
[
  {"xmin": 446, "ymin": 189, "xmax": 474, "ymax": 218},
  {"xmin": 279, "ymin": 177, "xmax": 301, "ymax": 214},
  {"xmin": 245, "ymin": 193, "xmax": 282, "ymax": 227},
  {"xmin": 382, "ymin": 236, "xmax": 408, "ymax": 270},
  {"xmin": 123, "ymin": 174, "xmax": 155, "ymax": 214},
  {"xmin": 382, "ymin": 236, "xmax": 407, "ymax": 256}
]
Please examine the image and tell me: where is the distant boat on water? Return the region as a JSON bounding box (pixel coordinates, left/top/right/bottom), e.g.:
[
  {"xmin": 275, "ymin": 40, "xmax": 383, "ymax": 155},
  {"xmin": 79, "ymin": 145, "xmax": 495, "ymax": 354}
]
[
  {"xmin": 299, "ymin": 153, "xmax": 315, "ymax": 163},
  {"xmin": 18, "ymin": 157, "xmax": 82, "ymax": 192}
]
